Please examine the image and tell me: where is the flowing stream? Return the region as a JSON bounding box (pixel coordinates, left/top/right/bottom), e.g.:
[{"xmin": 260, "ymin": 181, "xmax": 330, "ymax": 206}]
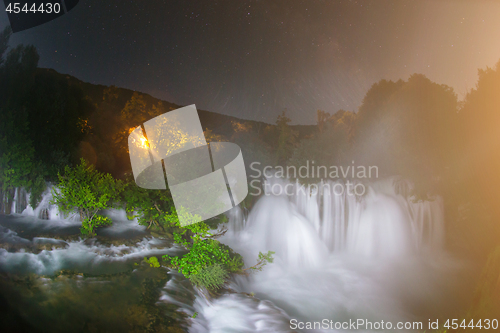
[
  {"xmin": 0, "ymin": 178, "xmax": 470, "ymax": 332},
  {"xmin": 186, "ymin": 177, "xmax": 467, "ymax": 332}
]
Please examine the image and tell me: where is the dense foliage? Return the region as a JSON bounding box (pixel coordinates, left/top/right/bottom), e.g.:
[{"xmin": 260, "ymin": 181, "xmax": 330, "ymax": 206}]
[
  {"xmin": 51, "ymin": 158, "xmax": 124, "ymax": 237},
  {"xmin": 143, "ymin": 256, "xmax": 161, "ymax": 268},
  {"xmin": 121, "ymin": 174, "xmax": 175, "ymax": 231},
  {"xmin": 189, "ymin": 264, "xmax": 228, "ymax": 290},
  {"xmin": 160, "ymin": 211, "xmax": 243, "ymax": 290},
  {"xmin": 122, "ymin": 177, "xmax": 272, "ymax": 290},
  {"xmin": 0, "ymin": 26, "xmax": 43, "ymax": 211},
  {"xmin": 0, "ymin": 25, "xmax": 92, "ymax": 211}
]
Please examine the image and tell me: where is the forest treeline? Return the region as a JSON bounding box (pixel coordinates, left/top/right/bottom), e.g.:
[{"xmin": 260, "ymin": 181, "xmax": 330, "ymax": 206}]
[
  {"xmin": 293, "ymin": 67, "xmax": 500, "ymax": 261},
  {"xmin": 0, "ymin": 25, "xmax": 306, "ymax": 209},
  {"xmin": 1, "ymin": 24, "xmax": 500, "ymax": 260}
]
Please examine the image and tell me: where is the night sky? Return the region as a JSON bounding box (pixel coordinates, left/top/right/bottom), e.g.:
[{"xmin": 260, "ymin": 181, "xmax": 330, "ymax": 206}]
[{"xmin": 2, "ymin": 0, "xmax": 500, "ymax": 124}]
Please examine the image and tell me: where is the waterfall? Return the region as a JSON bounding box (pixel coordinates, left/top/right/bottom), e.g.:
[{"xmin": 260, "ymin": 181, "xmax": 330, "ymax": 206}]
[
  {"xmin": 12, "ymin": 187, "xmax": 28, "ymax": 214},
  {"xmin": 24, "ymin": 185, "xmax": 70, "ymax": 220},
  {"xmin": 0, "ymin": 176, "xmax": 457, "ymax": 332},
  {"xmin": 0, "ymin": 225, "xmax": 175, "ymax": 275},
  {"xmin": 240, "ymin": 177, "xmax": 444, "ymax": 262},
  {"xmin": 186, "ymin": 177, "xmax": 454, "ymax": 332}
]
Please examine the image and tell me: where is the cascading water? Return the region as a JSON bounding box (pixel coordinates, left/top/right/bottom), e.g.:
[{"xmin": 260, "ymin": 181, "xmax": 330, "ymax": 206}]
[
  {"xmin": 19, "ymin": 184, "xmax": 68, "ymax": 220},
  {"xmin": 0, "ymin": 185, "xmax": 191, "ymax": 332},
  {"xmin": 11, "ymin": 187, "xmax": 28, "ymax": 214},
  {"xmin": 0, "ymin": 185, "xmax": 177, "ymax": 276},
  {"xmin": 5, "ymin": 184, "xmax": 146, "ymax": 233},
  {"xmin": 0, "ymin": 178, "xmax": 464, "ymax": 332},
  {"xmin": 186, "ymin": 177, "xmax": 460, "ymax": 332},
  {"xmin": 0, "ymin": 226, "xmax": 177, "ymax": 275}
]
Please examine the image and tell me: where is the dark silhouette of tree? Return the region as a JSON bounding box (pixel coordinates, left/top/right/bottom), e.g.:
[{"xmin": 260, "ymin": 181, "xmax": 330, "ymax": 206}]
[
  {"xmin": 351, "ymin": 75, "xmax": 458, "ymax": 194},
  {"xmin": 0, "ymin": 25, "xmax": 40, "ymax": 209},
  {"xmin": 0, "ymin": 26, "xmax": 12, "ymax": 66},
  {"xmin": 460, "ymin": 60, "xmax": 500, "ymax": 215},
  {"xmin": 0, "ymin": 24, "xmax": 93, "ymax": 209}
]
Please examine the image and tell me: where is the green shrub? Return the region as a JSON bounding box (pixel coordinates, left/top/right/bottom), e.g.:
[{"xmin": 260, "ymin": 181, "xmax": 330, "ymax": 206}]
[
  {"xmin": 189, "ymin": 264, "xmax": 228, "ymax": 290},
  {"xmin": 161, "ymin": 208, "xmax": 246, "ymax": 290},
  {"xmin": 121, "ymin": 175, "xmax": 175, "ymax": 231},
  {"xmin": 80, "ymin": 215, "xmax": 112, "ymax": 237},
  {"xmin": 161, "ymin": 210, "xmax": 274, "ymax": 291},
  {"xmin": 143, "ymin": 256, "xmax": 160, "ymax": 268},
  {"xmin": 164, "ymin": 238, "xmax": 236, "ymax": 277},
  {"xmin": 28, "ymin": 172, "xmax": 46, "ymax": 209},
  {"xmin": 51, "ymin": 158, "xmax": 124, "ymax": 237}
]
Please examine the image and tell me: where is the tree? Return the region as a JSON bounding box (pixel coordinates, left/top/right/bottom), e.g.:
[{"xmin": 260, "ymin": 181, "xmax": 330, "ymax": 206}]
[
  {"xmin": 26, "ymin": 70, "xmax": 93, "ymax": 174},
  {"xmin": 290, "ymin": 110, "xmax": 353, "ymax": 181},
  {"xmin": 0, "ymin": 26, "xmax": 46, "ymax": 211},
  {"xmin": 160, "ymin": 209, "xmax": 243, "ymax": 290},
  {"xmin": 0, "ymin": 24, "xmax": 91, "ymax": 209},
  {"xmin": 241, "ymin": 250, "xmax": 275, "ymax": 273},
  {"xmin": 0, "ymin": 126, "xmax": 35, "ymax": 213},
  {"xmin": 122, "ymin": 174, "xmax": 247, "ymax": 290},
  {"xmin": 51, "ymin": 158, "xmax": 124, "ymax": 237},
  {"xmin": 121, "ymin": 174, "xmax": 175, "ymax": 231},
  {"xmin": 351, "ymin": 75, "xmax": 458, "ymax": 195},
  {"xmin": 459, "ymin": 59, "xmax": 500, "ymax": 220},
  {"xmin": 161, "ymin": 209, "xmax": 275, "ymax": 290},
  {"xmin": 0, "ymin": 26, "xmax": 12, "ymax": 66},
  {"xmin": 111, "ymin": 93, "xmax": 170, "ymax": 176}
]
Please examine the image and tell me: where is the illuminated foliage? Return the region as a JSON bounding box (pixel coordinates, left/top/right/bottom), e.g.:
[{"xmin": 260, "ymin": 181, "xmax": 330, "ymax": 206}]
[
  {"xmin": 143, "ymin": 256, "xmax": 161, "ymax": 268},
  {"xmin": 121, "ymin": 175, "xmax": 174, "ymax": 230},
  {"xmin": 51, "ymin": 158, "xmax": 124, "ymax": 237},
  {"xmin": 159, "ymin": 209, "xmax": 244, "ymax": 290}
]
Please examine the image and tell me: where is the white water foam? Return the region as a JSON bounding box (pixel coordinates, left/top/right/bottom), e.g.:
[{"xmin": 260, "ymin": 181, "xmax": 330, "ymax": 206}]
[
  {"xmin": 9, "ymin": 185, "xmax": 146, "ymax": 233},
  {"xmin": 0, "ymin": 230, "xmax": 176, "ymax": 275},
  {"xmin": 186, "ymin": 177, "xmax": 458, "ymax": 332}
]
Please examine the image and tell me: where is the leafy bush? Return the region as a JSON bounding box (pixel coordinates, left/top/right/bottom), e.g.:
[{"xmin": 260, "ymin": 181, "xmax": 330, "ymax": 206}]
[
  {"xmin": 143, "ymin": 256, "xmax": 160, "ymax": 268},
  {"xmin": 121, "ymin": 175, "xmax": 175, "ymax": 231},
  {"xmin": 189, "ymin": 264, "xmax": 228, "ymax": 290},
  {"xmin": 122, "ymin": 176, "xmax": 245, "ymax": 290},
  {"xmin": 28, "ymin": 172, "xmax": 46, "ymax": 209},
  {"xmin": 80, "ymin": 215, "xmax": 112, "ymax": 237},
  {"xmin": 164, "ymin": 238, "xmax": 240, "ymax": 277},
  {"xmin": 123, "ymin": 176, "xmax": 270, "ymax": 291},
  {"xmin": 51, "ymin": 158, "xmax": 124, "ymax": 237},
  {"xmin": 159, "ymin": 208, "xmax": 246, "ymax": 290}
]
